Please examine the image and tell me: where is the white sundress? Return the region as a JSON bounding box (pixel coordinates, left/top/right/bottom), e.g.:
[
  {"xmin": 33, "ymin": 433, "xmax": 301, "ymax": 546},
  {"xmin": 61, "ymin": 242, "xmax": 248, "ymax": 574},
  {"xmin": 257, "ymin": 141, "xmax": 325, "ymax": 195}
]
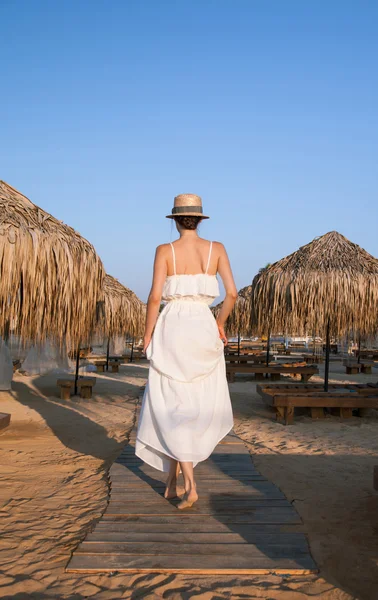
[{"xmin": 135, "ymin": 241, "xmax": 234, "ymax": 472}]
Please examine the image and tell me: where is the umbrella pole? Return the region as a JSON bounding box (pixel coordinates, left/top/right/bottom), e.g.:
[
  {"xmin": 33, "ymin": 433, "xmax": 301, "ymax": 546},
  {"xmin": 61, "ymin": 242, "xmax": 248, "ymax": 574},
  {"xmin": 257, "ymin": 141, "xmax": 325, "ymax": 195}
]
[
  {"xmin": 357, "ymin": 336, "xmax": 361, "ymax": 364},
  {"xmin": 74, "ymin": 343, "xmax": 81, "ymax": 396},
  {"xmin": 266, "ymin": 330, "xmax": 271, "ymax": 366},
  {"xmin": 130, "ymin": 337, "xmax": 135, "ymax": 363},
  {"xmin": 106, "ymin": 337, "xmax": 110, "ymax": 371},
  {"xmin": 324, "ymin": 320, "xmax": 330, "ymax": 392},
  {"xmin": 237, "ymin": 331, "xmax": 241, "ymax": 356}
]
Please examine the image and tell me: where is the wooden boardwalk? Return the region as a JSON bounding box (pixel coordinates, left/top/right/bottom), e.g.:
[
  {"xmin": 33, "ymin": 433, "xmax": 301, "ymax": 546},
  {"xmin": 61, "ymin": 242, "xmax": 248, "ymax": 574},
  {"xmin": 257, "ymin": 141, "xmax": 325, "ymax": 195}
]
[{"xmin": 67, "ymin": 426, "xmax": 317, "ymax": 574}]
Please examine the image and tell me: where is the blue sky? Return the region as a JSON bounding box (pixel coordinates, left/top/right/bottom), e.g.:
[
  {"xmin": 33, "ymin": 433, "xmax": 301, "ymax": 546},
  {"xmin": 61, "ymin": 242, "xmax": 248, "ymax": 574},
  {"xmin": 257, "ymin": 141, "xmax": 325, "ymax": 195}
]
[{"xmin": 1, "ymin": 0, "xmax": 377, "ymax": 301}]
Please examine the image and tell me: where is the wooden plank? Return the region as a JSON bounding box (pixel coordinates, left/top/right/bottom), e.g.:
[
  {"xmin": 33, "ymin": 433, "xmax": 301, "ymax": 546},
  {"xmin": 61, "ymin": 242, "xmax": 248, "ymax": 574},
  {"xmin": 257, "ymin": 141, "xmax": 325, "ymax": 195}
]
[
  {"xmin": 106, "ymin": 502, "xmax": 291, "ymax": 516},
  {"xmin": 67, "ymin": 554, "xmax": 317, "ymax": 574},
  {"xmin": 226, "ymin": 366, "xmax": 318, "ymax": 374},
  {"xmin": 93, "ymin": 522, "xmax": 300, "ymax": 533},
  {"xmin": 85, "ymin": 531, "xmax": 308, "ymax": 545},
  {"xmin": 273, "ymin": 395, "xmax": 378, "ymax": 408},
  {"xmin": 111, "ymin": 488, "xmax": 286, "ymax": 500},
  {"xmin": 77, "ymin": 540, "xmax": 310, "ymax": 557},
  {"xmin": 111, "ymin": 482, "xmax": 278, "ymax": 493},
  {"xmin": 113, "ymin": 461, "xmax": 260, "ymax": 471},
  {"xmin": 101, "ymin": 509, "xmax": 301, "ymax": 524}
]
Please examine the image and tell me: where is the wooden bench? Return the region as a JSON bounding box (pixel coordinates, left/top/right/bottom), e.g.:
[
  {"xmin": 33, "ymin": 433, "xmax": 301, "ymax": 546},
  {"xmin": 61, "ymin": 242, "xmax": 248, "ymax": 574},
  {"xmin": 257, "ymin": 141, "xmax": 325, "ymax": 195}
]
[
  {"xmin": 0, "ymin": 412, "xmax": 11, "ymax": 431},
  {"xmin": 57, "ymin": 377, "xmax": 96, "ymax": 400},
  {"xmin": 271, "ymin": 392, "xmax": 378, "ymax": 425},
  {"xmin": 226, "ymin": 365, "xmax": 318, "ymax": 383}
]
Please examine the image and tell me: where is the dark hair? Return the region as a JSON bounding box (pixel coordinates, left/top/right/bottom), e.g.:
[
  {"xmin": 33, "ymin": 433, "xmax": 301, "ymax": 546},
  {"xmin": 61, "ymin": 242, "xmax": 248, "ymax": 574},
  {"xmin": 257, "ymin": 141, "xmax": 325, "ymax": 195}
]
[{"xmin": 174, "ymin": 216, "xmax": 202, "ymax": 230}]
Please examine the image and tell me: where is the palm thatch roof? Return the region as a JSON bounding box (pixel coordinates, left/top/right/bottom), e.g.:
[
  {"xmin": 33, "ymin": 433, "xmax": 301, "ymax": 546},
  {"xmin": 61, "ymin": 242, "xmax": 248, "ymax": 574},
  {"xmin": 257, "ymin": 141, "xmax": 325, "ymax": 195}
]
[
  {"xmin": 251, "ymin": 231, "xmax": 378, "ymax": 337},
  {"xmin": 0, "ymin": 180, "xmax": 105, "ymax": 346},
  {"xmin": 103, "ymin": 274, "xmax": 146, "ymax": 338},
  {"xmin": 212, "ymin": 285, "xmax": 252, "ymax": 336}
]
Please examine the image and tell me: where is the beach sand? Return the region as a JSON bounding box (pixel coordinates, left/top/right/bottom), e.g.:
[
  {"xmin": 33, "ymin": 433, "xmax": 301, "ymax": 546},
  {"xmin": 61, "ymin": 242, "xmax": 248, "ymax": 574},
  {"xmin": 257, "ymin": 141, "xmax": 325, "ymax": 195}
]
[{"xmin": 0, "ymin": 360, "xmax": 377, "ymax": 599}]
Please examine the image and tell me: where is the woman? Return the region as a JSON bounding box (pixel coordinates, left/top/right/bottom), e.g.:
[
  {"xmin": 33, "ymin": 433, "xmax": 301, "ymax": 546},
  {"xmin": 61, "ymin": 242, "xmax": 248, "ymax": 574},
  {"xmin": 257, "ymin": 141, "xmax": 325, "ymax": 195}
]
[{"xmin": 135, "ymin": 194, "xmax": 238, "ymax": 509}]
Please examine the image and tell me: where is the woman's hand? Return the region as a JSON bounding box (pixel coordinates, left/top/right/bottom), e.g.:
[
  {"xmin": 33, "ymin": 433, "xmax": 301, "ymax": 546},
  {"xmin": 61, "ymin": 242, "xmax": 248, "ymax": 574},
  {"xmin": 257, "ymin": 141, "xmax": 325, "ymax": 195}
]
[
  {"xmin": 143, "ymin": 335, "xmax": 152, "ymax": 354},
  {"xmin": 216, "ymin": 321, "xmax": 228, "ymax": 346}
]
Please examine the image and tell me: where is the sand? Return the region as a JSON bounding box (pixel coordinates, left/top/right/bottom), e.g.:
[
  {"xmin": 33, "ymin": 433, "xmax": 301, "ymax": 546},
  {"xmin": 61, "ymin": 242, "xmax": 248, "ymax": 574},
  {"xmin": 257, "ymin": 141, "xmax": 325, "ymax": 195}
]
[{"xmin": 0, "ymin": 359, "xmax": 377, "ymax": 599}]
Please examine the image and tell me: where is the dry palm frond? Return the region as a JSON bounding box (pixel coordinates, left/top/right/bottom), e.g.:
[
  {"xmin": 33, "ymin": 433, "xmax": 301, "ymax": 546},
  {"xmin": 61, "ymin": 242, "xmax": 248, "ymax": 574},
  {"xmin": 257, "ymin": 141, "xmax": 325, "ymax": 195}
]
[
  {"xmin": 212, "ymin": 285, "xmax": 253, "ymax": 336},
  {"xmin": 251, "ymin": 231, "xmax": 378, "ymax": 338},
  {"xmin": 0, "ymin": 180, "xmax": 105, "ymax": 346},
  {"xmin": 103, "ymin": 274, "xmax": 146, "ymax": 338}
]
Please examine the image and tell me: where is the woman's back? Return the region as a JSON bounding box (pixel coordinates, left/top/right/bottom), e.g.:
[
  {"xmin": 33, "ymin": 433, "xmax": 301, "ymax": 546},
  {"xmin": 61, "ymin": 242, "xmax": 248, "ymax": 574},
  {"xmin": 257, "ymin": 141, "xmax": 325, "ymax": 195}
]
[{"xmin": 166, "ymin": 238, "xmax": 218, "ymax": 277}]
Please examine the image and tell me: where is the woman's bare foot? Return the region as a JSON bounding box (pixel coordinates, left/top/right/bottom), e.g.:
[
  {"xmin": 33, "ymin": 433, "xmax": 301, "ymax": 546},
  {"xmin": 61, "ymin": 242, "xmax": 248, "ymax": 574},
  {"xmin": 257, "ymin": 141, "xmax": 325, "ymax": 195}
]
[
  {"xmin": 177, "ymin": 487, "xmax": 198, "ymax": 510},
  {"xmin": 164, "ymin": 477, "xmax": 185, "ymax": 499}
]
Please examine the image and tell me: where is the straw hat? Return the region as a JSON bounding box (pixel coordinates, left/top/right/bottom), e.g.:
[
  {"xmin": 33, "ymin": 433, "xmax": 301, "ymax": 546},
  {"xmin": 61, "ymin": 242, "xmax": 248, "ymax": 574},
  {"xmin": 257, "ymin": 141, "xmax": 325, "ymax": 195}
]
[{"xmin": 166, "ymin": 194, "xmax": 209, "ymax": 219}]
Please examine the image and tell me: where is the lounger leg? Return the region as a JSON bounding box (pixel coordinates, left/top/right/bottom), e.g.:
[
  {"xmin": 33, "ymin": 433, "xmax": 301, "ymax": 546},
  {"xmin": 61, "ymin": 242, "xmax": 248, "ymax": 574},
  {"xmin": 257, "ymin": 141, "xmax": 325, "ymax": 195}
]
[
  {"xmin": 340, "ymin": 408, "xmax": 353, "ymax": 418},
  {"xmin": 60, "ymin": 386, "xmax": 71, "ymax": 400},
  {"xmin": 301, "ymin": 374, "xmax": 310, "ymax": 383},
  {"xmin": 285, "ymin": 406, "xmax": 294, "ymax": 425},
  {"xmin": 80, "ymin": 386, "xmax": 92, "ymax": 399},
  {"xmin": 276, "ymin": 407, "xmax": 285, "ymax": 423},
  {"xmin": 311, "ymin": 407, "xmax": 325, "ymax": 419}
]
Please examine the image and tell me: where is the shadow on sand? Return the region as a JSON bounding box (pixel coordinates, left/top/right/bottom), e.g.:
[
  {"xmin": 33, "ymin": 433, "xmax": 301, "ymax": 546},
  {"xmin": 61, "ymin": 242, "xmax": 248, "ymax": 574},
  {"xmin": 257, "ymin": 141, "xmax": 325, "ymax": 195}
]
[{"xmin": 11, "ymin": 373, "xmax": 143, "ymax": 462}]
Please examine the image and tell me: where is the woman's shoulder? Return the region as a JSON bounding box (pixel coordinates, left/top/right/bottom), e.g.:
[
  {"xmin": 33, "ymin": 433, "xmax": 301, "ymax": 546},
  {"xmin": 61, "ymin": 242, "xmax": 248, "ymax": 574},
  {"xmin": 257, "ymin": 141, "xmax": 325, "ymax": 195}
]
[
  {"xmin": 210, "ymin": 240, "xmax": 226, "ymax": 253},
  {"xmin": 155, "ymin": 242, "xmax": 172, "ymax": 254}
]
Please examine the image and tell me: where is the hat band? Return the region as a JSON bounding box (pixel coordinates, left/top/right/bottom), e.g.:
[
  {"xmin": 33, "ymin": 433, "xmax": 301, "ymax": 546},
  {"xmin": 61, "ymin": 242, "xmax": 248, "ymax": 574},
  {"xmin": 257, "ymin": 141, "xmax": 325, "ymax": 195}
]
[{"xmin": 172, "ymin": 206, "xmax": 203, "ymax": 215}]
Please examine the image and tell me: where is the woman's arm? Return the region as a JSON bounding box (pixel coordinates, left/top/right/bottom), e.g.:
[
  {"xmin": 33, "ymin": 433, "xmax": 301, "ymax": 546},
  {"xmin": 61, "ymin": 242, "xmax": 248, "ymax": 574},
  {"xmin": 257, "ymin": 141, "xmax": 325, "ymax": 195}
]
[
  {"xmin": 143, "ymin": 245, "xmax": 168, "ymax": 352},
  {"xmin": 215, "ymin": 242, "xmax": 238, "ymax": 344}
]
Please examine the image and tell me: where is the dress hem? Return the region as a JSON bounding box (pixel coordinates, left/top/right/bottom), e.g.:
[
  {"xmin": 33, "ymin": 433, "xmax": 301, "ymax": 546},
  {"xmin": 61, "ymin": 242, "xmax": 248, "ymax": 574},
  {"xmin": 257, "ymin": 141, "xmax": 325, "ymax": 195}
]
[{"xmin": 135, "ymin": 423, "xmax": 234, "ymax": 473}]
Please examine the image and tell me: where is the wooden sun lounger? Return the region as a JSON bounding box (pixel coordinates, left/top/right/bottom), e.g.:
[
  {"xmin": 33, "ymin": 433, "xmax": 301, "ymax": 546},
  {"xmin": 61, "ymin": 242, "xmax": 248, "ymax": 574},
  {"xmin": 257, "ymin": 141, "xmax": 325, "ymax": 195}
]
[
  {"xmin": 0, "ymin": 413, "xmax": 11, "ymax": 431},
  {"xmin": 354, "ymin": 349, "xmax": 378, "ymax": 360},
  {"xmin": 301, "ymin": 355, "xmax": 323, "ymax": 364},
  {"xmin": 257, "ymin": 382, "xmax": 378, "ymax": 402},
  {"xmin": 343, "ymin": 360, "xmax": 375, "ymax": 375},
  {"xmin": 272, "ymin": 393, "xmax": 378, "ymax": 425},
  {"xmin": 256, "ymin": 384, "xmax": 378, "ymax": 425},
  {"xmin": 225, "ymin": 354, "xmax": 268, "ymax": 364},
  {"xmin": 226, "ymin": 365, "xmax": 318, "ymax": 383}
]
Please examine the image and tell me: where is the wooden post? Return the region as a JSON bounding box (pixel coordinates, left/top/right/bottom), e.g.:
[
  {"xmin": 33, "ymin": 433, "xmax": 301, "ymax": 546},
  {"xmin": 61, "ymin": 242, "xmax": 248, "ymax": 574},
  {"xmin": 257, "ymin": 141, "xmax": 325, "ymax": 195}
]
[
  {"xmin": 357, "ymin": 337, "xmax": 361, "ymax": 364},
  {"xmin": 106, "ymin": 337, "xmax": 110, "ymax": 371},
  {"xmin": 266, "ymin": 330, "xmax": 271, "ymax": 366},
  {"xmin": 130, "ymin": 337, "xmax": 135, "ymax": 363},
  {"xmin": 237, "ymin": 331, "xmax": 241, "ymax": 356},
  {"xmin": 74, "ymin": 343, "xmax": 81, "ymax": 396},
  {"xmin": 324, "ymin": 320, "xmax": 330, "ymax": 393}
]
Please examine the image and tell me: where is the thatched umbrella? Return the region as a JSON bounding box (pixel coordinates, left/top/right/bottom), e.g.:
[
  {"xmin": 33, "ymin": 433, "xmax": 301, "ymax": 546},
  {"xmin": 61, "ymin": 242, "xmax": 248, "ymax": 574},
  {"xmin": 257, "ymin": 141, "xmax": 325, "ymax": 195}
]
[
  {"xmin": 103, "ymin": 274, "xmax": 145, "ymax": 367},
  {"xmin": 0, "ymin": 181, "xmax": 105, "ymax": 348},
  {"xmin": 251, "ymin": 231, "xmax": 378, "ymax": 390},
  {"xmin": 212, "ymin": 285, "xmax": 252, "ymax": 353}
]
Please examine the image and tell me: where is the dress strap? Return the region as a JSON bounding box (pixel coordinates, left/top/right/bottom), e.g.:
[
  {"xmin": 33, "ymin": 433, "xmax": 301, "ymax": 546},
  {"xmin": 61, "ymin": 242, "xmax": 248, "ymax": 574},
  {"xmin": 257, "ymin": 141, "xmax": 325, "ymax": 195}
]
[
  {"xmin": 205, "ymin": 241, "xmax": 213, "ymax": 274},
  {"xmin": 170, "ymin": 242, "xmax": 176, "ymax": 275}
]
